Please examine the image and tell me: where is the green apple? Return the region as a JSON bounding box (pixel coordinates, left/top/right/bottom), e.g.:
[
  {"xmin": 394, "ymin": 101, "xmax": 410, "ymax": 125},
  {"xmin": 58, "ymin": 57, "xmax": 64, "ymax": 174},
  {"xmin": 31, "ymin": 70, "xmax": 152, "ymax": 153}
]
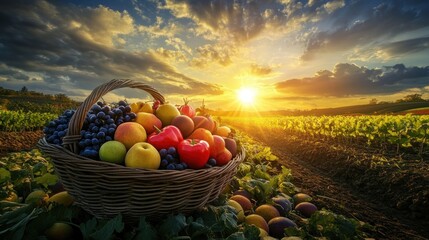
[
  {"xmin": 125, "ymin": 142, "xmax": 161, "ymax": 169},
  {"xmin": 99, "ymin": 141, "xmax": 127, "ymax": 164},
  {"xmin": 155, "ymin": 103, "xmax": 180, "ymax": 127}
]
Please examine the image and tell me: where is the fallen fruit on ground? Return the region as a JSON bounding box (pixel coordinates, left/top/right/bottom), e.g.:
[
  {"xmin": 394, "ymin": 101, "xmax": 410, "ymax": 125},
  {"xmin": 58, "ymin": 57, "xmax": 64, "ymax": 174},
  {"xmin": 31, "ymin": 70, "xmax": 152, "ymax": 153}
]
[
  {"xmin": 272, "ymin": 196, "xmax": 293, "ymax": 216},
  {"xmin": 295, "ymin": 202, "xmax": 318, "ymax": 218},
  {"xmin": 230, "ymin": 194, "xmax": 253, "ymax": 214},
  {"xmin": 268, "ymin": 217, "xmax": 297, "ymax": 239},
  {"xmin": 233, "ymin": 189, "xmax": 253, "ymax": 201},
  {"xmin": 255, "ymin": 204, "xmax": 281, "ymax": 223},
  {"xmin": 292, "ymin": 193, "xmax": 312, "ymax": 205},
  {"xmin": 47, "ymin": 191, "xmax": 74, "ymax": 206},
  {"xmin": 228, "ymin": 199, "xmax": 245, "ymax": 223},
  {"xmin": 245, "ymin": 214, "xmax": 269, "ymax": 233},
  {"xmin": 25, "ymin": 190, "xmax": 49, "ymax": 205},
  {"xmin": 44, "ymin": 222, "xmax": 74, "ymax": 240}
]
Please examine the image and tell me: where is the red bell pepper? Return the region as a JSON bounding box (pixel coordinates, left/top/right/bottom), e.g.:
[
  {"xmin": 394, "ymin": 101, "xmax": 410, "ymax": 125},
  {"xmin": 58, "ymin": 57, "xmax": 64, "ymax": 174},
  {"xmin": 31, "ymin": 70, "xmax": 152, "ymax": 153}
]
[
  {"xmin": 147, "ymin": 125, "xmax": 183, "ymax": 150},
  {"xmin": 177, "ymin": 139, "xmax": 210, "ymax": 169}
]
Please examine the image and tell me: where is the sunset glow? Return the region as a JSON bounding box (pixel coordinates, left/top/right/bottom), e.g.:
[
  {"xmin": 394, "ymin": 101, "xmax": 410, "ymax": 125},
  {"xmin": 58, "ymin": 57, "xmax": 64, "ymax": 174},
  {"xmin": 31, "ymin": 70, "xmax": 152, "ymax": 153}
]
[
  {"xmin": 0, "ymin": 1, "xmax": 428, "ymax": 111},
  {"xmin": 237, "ymin": 87, "xmax": 257, "ymax": 106}
]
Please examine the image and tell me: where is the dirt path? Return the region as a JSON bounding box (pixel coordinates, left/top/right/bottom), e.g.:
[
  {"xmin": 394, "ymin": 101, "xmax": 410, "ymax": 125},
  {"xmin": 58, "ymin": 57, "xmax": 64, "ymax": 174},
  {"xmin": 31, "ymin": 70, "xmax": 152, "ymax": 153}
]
[
  {"xmin": 0, "ymin": 131, "xmax": 43, "ymax": 157},
  {"xmin": 235, "ymin": 126, "xmax": 429, "ymax": 240}
]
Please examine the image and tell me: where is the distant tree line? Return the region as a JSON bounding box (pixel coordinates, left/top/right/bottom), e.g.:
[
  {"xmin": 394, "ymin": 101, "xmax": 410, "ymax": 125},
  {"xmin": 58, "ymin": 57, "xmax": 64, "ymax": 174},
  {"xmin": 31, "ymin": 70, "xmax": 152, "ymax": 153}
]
[
  {"xmin": 369, "ymin": 94, "xmax": 428, "ymax": 105},
  {"xmin": 0, "ymin": 86, "xmax": 80, "ymax": 114},
  {"xmin": 0, "ymin": 86, "xmax": 74, "ymax": 102}
]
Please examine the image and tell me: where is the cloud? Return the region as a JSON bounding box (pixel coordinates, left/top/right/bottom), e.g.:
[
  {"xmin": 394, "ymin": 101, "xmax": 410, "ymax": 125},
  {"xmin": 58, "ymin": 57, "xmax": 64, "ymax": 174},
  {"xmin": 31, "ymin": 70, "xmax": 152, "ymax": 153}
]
[
  {"xmin": 275, "ymin": 63, "xmax": 429, "ymax": 96},
  {"xmin": 0, "ymin": 0, "xmax": 222, "ymax": 99},
  {"xmin": 351, "ymin": 37, "xmax": 429, "ymax": 61},
  {"xmin": 250, "ymin": 64, "xmax": 272, "ymax": 76},
  {"xmin": 160, "ymin": 0, "xmax": 352, "ymax": 68},
  {"xmin": 301, "ymin": 1, "xmax": 429, "ymax": 61},
  {"xmin": 190, "ymin": 43, "xmax": 237, "ymax": 67}
]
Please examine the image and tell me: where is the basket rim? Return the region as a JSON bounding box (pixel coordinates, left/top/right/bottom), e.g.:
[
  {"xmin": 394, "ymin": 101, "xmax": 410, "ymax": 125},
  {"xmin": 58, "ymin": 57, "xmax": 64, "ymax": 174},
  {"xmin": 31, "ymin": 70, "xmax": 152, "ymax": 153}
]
[{"xmin": 38, "ymin": 137, "xmax": 245, "ymax": 174}]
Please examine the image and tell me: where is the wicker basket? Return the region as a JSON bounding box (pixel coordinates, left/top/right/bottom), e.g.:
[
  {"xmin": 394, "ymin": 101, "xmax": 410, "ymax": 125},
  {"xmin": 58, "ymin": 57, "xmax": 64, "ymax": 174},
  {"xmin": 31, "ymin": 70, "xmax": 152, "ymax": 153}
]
[{"xmin": 38, "ymin": 79, "xmax": 245, "ymax": 221}]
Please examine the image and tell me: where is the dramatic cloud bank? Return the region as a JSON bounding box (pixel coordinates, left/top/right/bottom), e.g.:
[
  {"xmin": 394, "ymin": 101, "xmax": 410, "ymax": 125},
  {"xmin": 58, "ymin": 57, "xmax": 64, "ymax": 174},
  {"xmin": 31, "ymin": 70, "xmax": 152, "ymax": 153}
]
[
  {"xmin": 275, "ymin": 63, "xmax": 429, "ymax": 96},
  {"xmin": 0, "ymin": 1, "xmax": 223, "ymax": 99}
]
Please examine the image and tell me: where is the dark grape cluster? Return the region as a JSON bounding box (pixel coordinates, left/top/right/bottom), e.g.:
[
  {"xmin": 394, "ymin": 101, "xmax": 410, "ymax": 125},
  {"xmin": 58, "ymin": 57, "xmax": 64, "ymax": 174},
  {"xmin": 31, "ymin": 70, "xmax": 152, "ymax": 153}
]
[
  {"xmin": 159, "ymin": 147, "xmax": 188, "ymax": 170},
  {"xmin": 44, "ymin": 109, "xmax": 76, "ymax": 145},
  {"xmin": 79, "ymin": 100, "xmax": 136, "ymax": 159}
]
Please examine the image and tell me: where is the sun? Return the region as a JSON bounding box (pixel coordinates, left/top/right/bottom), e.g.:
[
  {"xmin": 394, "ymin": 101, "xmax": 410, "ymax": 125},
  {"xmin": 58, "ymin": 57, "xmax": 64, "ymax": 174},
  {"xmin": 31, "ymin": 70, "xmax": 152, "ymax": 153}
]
[{"xmin": 237, "ymin": 87, "xmax": 257, "ymax": 105}]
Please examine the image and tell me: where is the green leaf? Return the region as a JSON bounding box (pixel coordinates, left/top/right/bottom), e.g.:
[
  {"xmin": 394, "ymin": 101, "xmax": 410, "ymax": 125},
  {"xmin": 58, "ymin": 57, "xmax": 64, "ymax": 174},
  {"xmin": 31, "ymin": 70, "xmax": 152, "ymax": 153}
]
[
  {"xmin": 0, "ymin": 205, "xmax": 42, "ymax": 240},
  {"xmin": 242, "ymin": 225, "xmax": 260, "ymax": 240},
  {"xmin": 34, "ymin": 173, "xmax": 58, "ymax": 187},
  {"xmin": 158, "ymin": 214, "xmax": 187, "ymax": 239},
  {"xmin": 135, "ymin": 216, "xmax": 157, "ymax": 239},
  {"xmin": 253, "ymin": 169, "xmax": 271, "ymax": 180},
  {"xmin": 187, "ymin": 217, "xmax": 210, "ymax": 238},
  {"xmin": 80, "ymin": 217, "xmax": 98, "ymax": 239},
  {"xmin": 32, "ymin": 162, "xmax": 47, "ymax": 176},
  {"xmin": 0, "ymin": 168, "xmax": 11, "ymax": 184},
  {"xmin": 225, "ymin": 232, "xmax": 246, "ymax": 240},
  {"xmin": 90, "ymin": 214, "xmax": 124, "ymax": 240}
]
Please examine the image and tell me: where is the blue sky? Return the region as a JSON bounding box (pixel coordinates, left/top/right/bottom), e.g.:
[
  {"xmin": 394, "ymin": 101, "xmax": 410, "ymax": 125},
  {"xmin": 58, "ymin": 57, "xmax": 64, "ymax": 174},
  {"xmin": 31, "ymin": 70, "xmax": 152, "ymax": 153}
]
[{"xmin": 1, "ymin": 0, "xmax": 428, "ymax": 110}]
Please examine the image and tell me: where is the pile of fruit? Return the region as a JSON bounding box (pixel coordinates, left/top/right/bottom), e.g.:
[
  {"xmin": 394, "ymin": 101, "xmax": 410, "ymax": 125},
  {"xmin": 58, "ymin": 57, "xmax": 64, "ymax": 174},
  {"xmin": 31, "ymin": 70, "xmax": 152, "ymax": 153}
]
[
  {"xmin": 227, "ymin": 190, "xmax": 318, "ymax": 239},
  {"xmin": 44, "ymin": 99, "xmax": 237, "ymax": 170}
]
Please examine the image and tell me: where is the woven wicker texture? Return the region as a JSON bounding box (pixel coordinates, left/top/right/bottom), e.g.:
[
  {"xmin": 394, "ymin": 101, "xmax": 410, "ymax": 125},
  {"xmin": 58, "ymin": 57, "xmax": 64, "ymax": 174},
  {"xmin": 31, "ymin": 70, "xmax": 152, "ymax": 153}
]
[{"xmin": 38, "ymin": 79, "xmax": 244, "ymax": 221}]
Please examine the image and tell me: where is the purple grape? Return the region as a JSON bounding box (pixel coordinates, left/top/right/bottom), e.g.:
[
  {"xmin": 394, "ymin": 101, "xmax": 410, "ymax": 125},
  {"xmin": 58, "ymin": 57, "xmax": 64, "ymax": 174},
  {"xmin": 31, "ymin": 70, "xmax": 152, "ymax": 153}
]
[
  {"xmin": 160, "ymin": 159, "xmax": 168, "ymax": 168},
  {"xmin": 159, "ymin": 149, "xmax": 167, "ymax": 158},
  {"xmin": 166, "ymin": 164, "xmax": 176, "ymax": 170},
  {"xmin": 118, "ymin": 100, "xmax": 127, "ymax": 106},
  {"xmin": 208, "ymin": 158, "xmax": 217, "ymax": 166},
  {"xmin": 97, "ymin": 112, "xmax": 106, "ymax": 119}
]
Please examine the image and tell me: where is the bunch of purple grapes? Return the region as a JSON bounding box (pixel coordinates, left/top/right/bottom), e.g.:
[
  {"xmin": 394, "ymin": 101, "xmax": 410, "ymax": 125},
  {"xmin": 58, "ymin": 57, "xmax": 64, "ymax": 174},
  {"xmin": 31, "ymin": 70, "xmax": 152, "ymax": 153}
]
[
  {"xmin": 79, "ymin": 100, "xmax": 136, "ymax": 159},
  {"xmin": 159, "ymin": 147, "xmax": 188, "ymax": 170},
  {"xmin": 44, "ymin": 109, "xmax": 76, "ymax": 145}
]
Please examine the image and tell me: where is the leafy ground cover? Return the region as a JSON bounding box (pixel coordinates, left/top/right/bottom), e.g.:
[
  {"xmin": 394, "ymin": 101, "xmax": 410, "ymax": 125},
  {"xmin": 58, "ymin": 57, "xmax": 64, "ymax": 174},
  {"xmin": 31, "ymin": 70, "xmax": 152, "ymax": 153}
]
[
  {"xmin": 227, "ymin": 122, "xmax": 429, "ymax": 240},
  {"xmin": 0, "ymin": 131, "xmax": 370, "ymax": 239}
]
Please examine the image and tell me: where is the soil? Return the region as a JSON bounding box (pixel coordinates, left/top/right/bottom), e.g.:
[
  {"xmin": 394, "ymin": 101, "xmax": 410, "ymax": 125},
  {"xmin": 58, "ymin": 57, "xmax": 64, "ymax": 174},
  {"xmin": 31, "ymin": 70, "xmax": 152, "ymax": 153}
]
[
  {"xmin": 0, "ymin": 131, "xmax": 44, "ymax": 157},
  {"xmin": 233, "ymin": 124, "xmax": 429, "ymax": 240}
]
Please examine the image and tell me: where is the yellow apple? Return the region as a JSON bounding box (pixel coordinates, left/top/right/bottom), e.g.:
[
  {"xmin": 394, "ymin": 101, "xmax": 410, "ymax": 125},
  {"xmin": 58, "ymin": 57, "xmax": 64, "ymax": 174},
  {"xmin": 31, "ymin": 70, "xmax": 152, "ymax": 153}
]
[
  {"xmin": 215, "ymin": 126, "xmax": 231, "ymax": 137},
  {"xmin": 99, "ymin": 140, "xmax": 127, "ymax": 164},
  {"xmin": 114, "ymin": 122, "xmax": 147, "ymax": 150},
  {"xmin": 135, "ymin": 112, "xmax": 162, "ymax": 135},
  {"xmin": 155, "ymin": 103, "xmax": 180, "ymax": 127},
  {"xmin": 125, "ymin": 142, "xmax": 161, "ymax": 169},
  {"xmin": 130, "ymin": 101, "xmax": 153, "ymax": 113}
]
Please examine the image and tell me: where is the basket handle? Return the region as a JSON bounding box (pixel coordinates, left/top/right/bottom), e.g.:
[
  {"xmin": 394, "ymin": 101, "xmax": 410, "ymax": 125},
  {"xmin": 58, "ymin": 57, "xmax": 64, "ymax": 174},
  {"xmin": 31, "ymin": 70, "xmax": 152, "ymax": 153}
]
[{"xmin": 62, "ymin": 79, "xmax": 165, "ymax": 153}]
